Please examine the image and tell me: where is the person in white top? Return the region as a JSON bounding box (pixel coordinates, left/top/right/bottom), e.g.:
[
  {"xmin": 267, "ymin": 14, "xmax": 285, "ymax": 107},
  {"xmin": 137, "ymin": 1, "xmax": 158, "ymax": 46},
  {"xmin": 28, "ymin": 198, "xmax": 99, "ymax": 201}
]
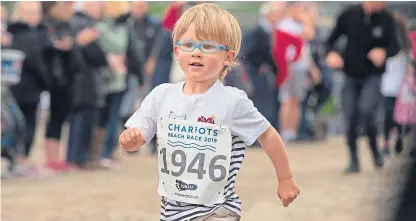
[
  {"xmin": 119, "ymin": 4, "xmax": 300, "ymax": 221},
  {"xmin": 277, "ymin": 2, "xmax": 317, "ymax": 142},
  {"xmin": 380, "ymin": 12, "xmax": 414, "ymax": 155}
]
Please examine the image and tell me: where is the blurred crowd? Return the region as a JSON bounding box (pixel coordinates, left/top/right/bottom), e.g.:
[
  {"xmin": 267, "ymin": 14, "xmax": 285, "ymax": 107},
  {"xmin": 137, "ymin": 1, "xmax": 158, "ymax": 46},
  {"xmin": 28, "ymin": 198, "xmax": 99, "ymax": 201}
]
[
  {"xmin": 1, "ymin": 1, "xmax": 416, "ymax": 178},
  {"xmin": 1, "ymin": 1, "xmax": 170, "ymax": 177}
]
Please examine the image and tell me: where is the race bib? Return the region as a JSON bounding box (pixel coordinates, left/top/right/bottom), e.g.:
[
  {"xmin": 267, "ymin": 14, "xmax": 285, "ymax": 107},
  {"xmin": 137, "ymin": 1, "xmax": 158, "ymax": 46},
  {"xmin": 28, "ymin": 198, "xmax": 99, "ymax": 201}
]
[{"xmin": 156, "ymin": 118, "xmax": 232, "ymax": 205}]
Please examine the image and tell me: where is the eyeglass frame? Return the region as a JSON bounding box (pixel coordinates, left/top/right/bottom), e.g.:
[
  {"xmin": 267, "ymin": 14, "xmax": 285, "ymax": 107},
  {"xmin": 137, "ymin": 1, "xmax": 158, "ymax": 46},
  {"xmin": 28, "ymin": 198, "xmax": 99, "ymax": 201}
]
[{"xmin": 175, "ymin": 39, "xmax": 229, "ymax": 54}]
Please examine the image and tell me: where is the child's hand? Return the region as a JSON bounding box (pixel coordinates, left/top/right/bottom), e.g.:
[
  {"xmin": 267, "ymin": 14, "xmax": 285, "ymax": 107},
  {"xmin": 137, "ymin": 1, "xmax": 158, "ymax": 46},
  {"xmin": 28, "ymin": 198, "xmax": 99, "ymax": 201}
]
[
  {"xmin": 277, "ymin": 177, "xmax": 300, "ymax": 207},
  {"xmin": 119, "ymin": 128, "xmax": 145, "ymax": 151}
]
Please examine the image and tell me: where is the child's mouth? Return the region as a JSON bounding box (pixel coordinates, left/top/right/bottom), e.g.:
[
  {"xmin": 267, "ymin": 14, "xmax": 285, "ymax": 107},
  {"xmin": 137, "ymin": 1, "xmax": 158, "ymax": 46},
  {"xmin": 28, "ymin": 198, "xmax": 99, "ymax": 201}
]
[{"xmin": 189, "ymin": 62, "xmax": 204, "ymax": 67}]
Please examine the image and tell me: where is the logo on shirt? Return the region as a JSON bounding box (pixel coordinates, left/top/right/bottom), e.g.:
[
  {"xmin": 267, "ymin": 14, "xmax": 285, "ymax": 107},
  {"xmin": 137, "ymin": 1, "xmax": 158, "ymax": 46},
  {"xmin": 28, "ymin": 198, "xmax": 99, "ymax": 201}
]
[
  {"xmin": 169, "ymin": 111, "xmax": 186, "ymax": 120},
  {"xmin": 372, "ymin": 26, "xmax": 383, "ymax": 38},
  {"xmin": 197, "ymin": 115, "xmax": 216, "ymax": 124},
  {"xmin": 176, "ymin": 180, "xmax": 198, "ymax": 191}
]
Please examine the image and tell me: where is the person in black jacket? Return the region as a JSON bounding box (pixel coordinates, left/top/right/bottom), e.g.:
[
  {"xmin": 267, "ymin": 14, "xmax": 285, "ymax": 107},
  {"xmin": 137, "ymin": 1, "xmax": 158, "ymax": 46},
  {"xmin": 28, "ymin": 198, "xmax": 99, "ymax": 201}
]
[
  {"xmin": 325, "ymin": 2, "xmax": 400, "ymax": 174},
  {"xmin": 118, "ymin": 2, "xmax": 164, "ymax": 156},
  {"xmin": 65, "ymin": 2, "xmax": 108, "ymax": 169},
  {"xmin": 238, "ymin": 2, "xmax": 282, "ymax": 130},
  {"xmin": 41, "ymin": 1, "xmax": 76, "ymax": 172},
  {"xmin": 126, "ymin": 1, "xmax": 164, "ymax": 87},
  {"xmin": 6, "ymin": 1, "xmax": 53, "ymax": 175}
]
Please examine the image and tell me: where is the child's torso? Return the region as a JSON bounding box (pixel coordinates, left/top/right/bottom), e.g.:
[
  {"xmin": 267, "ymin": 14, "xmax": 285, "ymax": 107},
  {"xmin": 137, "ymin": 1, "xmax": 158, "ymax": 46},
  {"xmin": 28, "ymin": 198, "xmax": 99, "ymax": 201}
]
[
  {"xmin": 156, "ymin": 82, "xmax": 234, "ymax": 127},
  {"xmin": 155, "ymin": 82, "xmax": 246, "ymax": 220}
]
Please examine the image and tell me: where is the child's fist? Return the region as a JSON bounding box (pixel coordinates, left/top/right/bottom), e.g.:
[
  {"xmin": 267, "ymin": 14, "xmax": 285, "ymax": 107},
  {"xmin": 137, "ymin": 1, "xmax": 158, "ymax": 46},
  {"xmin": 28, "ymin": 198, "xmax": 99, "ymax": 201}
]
[
  {"xmin": 119, "ymin": 128, "xmax": 145, "ymax": 151},
  {"xmin": 277, "ymin": 177, "xmax": 300, "ymax": 207}
]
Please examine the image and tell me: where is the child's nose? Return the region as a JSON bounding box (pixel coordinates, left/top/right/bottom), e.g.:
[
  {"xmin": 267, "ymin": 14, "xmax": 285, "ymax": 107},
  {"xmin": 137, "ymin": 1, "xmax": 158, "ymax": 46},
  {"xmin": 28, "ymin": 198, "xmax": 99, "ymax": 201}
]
[{"xmin": 192, "ymin": 51, "xmax": 202, "ymax": 57}]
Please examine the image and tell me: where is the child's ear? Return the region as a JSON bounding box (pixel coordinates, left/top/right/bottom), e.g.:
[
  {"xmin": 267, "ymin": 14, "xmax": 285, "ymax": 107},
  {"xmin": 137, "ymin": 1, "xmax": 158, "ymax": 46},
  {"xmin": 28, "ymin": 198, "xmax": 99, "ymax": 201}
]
[
  {"xmin": 224, "ymin": 51, "xmax": 236, "ymax": 66},
  {"xmin": 174, "ymin": 46, "xmax": 180, "ymax": 59}
]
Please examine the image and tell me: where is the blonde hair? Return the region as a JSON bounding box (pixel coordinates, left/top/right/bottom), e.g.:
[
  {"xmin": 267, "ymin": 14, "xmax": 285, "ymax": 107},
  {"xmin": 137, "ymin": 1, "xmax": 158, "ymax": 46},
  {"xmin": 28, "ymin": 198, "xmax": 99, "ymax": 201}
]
[{"xmin": 172, "ymin": 3, "xmax": 242, "ymax": 80}]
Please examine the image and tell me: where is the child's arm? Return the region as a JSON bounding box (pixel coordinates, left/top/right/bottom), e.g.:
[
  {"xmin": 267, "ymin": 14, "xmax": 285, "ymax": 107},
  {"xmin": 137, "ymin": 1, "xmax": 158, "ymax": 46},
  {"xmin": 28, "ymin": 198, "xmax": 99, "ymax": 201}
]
[
  {"xmin": 229, "ymin": 90, "xmax": 300, "ymax": 207},
  {"xmin": 258, "ymin": 126, "xmax": 293, "ymax": 181},
  {"xmin": 258, "ymin": 126, "xmax": 300, "ymax": 207}
]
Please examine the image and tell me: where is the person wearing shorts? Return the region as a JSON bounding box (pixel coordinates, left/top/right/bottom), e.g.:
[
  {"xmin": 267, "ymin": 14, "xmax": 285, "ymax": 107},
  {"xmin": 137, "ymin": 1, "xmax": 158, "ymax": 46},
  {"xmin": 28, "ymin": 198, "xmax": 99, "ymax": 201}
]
[
  {"xmin": 119, "ymin": 4, "xmax": 300, "ymax": 221},
  {"xmin": 275, "ymin": 2, "xmax": 315, "ymax": 141},
  {"xmin": 279, "ymin": 68, "xmax": 308, "ymax": 103}
]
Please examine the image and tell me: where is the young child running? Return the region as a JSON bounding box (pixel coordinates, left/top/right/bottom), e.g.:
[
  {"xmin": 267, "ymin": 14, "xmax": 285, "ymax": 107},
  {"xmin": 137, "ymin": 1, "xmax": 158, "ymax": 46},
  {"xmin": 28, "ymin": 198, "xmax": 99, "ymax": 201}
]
[{"xmin": 119, "ymin": 4, "xmax": 300, "ymax": 221}]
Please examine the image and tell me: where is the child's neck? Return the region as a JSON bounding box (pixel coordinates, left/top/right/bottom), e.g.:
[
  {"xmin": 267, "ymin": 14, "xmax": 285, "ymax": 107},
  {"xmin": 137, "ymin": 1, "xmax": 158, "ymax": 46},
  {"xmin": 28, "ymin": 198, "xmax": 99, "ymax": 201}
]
[{"xmin": 183, "ymin": 78, "xmax": 217, "ymax": 95}]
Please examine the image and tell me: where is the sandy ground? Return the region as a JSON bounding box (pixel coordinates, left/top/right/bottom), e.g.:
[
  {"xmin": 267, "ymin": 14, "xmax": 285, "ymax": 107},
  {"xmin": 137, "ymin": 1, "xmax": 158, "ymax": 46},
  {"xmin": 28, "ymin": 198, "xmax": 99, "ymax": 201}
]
[{"xmin": 1, "ymin": 119, "xmax": 413, "ymax": 221}]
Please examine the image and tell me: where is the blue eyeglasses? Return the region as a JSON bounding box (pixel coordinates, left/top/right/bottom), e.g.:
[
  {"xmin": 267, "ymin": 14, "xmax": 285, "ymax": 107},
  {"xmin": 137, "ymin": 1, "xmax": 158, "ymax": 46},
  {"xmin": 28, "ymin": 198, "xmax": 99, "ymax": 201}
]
[{"xmin": 176, "ymin": 39, "xmax": 229, "ymax": 54}]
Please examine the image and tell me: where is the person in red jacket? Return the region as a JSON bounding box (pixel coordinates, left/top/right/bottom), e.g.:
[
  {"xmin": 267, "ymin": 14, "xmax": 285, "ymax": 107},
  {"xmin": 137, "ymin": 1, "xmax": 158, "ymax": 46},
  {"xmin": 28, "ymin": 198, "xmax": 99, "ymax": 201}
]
[
  {"xmin": 410, "ymin": 30, "xmax": 416, "ymax": 59},
  {"xmin": 162, "ymin": 2, "xmax": 184, "ymax": 32},
  {"xmin": 273, "ymin": 2, "xmax": 315, "ymax": 141},
  {"xmin": 162, "ymin": 2, "xmax": 202, "ymax": 32}
]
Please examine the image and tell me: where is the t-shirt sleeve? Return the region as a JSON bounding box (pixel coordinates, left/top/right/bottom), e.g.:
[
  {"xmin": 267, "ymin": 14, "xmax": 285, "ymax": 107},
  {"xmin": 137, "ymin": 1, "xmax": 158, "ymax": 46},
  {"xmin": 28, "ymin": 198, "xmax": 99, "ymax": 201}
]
[
  {"xmin": 125, "ymin": 84, "xmax": 166, "ymax": 143},
  {"xmin": 229, "ymin": 91, "xmax": 271, "ymax": 146}
]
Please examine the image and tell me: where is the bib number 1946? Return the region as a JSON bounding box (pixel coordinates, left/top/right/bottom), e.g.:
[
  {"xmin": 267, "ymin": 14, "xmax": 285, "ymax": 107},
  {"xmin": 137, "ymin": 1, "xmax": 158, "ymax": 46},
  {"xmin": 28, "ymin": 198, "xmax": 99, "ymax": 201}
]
[{"xmin": 160, "ymin": 148, "xmax": 227, "ymax": 182}]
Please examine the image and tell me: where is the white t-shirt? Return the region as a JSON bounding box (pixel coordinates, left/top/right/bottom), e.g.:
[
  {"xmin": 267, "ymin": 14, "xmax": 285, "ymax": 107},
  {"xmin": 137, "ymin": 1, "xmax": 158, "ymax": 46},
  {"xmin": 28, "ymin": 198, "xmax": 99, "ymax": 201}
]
[{"xmin": 126, "ymin": 80, "xmax": 270, "ymax": 221}]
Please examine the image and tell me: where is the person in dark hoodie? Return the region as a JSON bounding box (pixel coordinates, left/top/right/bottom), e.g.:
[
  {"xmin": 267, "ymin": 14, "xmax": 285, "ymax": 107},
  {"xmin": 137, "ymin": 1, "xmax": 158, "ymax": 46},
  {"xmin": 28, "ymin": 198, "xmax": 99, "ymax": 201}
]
[
  {"xmin": 65, "ymin": 2, "xmax": 108, "ymax": 170},
  {"xmin": 7, "ymin": 1, "xmax": 53, "ymax": 176}
]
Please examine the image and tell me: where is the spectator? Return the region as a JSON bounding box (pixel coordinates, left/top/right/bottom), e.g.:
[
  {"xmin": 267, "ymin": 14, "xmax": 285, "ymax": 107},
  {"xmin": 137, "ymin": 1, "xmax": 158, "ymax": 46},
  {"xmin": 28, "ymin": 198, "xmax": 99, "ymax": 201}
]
[
  {"xmin": 66, "ymin": 1, "xmax": 107, "ymax": 169},
  {"xmin": 162, "ymin": 2, "xmax": 185, "ymax": 32},
  {"xmin": 92, "ymin": 1, "xmax": 130, "ymax": 168},
  {"xmin": 298, "ymin": 2, "xmax": 331, "ymax": 141},
  {"xmin": 325, "ymin": 1, "xmax": 400, "ymax": 173},
  {"xmin": 1, "ymin": 4, "xmax": 25, "ymax": 177},
  {"xmin": 7, "ymin": 1, "xmax": 52, "ymax": 176},
  {"xmin": 121, "ymin": 1, "xmax": 164, "ymax": 122},
  {"xmin": 239, "ymin": 2, "xmax": 283, "ymax": 129},
  {"xmin": 274, "ymin": 2, "xmax": 315, "ymax": 142},
  {"xmin": 381, "ymin": 12, "xmax": 414, "ymax": 155},
  {"xmin": 411, "ymin": 26, "xmax": 416, "ymax": 59},
  {"xmin": 41, "ymin": 1, "xmax": 76, "ymax": 172}
]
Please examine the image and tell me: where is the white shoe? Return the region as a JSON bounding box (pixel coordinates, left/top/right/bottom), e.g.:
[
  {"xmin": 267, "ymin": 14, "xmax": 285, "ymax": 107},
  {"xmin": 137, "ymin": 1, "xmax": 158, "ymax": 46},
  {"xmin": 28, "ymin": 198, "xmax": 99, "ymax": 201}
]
[
  {"xmin": 99, "ymin": 158, "xmax": 114, "ymax": 169},
  {"xmin": 281, "ymin": 131, "xmax": 297, "ymax": 142}
]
